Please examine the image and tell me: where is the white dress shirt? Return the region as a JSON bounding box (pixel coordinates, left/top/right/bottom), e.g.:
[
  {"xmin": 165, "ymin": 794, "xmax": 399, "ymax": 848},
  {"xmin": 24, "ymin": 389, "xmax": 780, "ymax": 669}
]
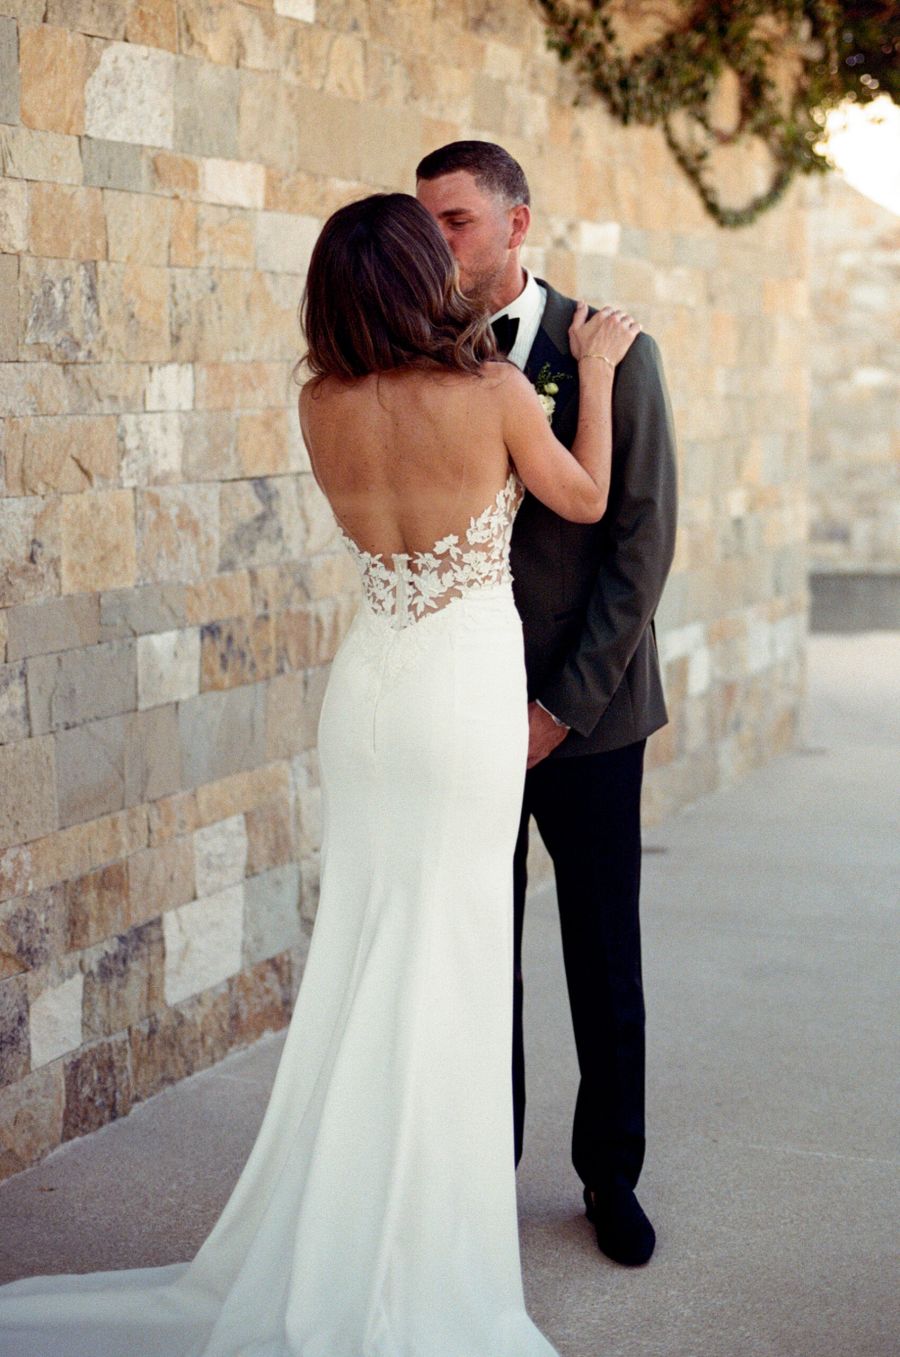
[{"xmin": 488, "ymin": 270, "xmax": 546, "ymax": 372}]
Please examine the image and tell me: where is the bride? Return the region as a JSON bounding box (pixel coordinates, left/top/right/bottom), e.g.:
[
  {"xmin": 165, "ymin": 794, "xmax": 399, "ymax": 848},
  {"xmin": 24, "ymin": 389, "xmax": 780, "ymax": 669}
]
[{"xmin": 0, "ymin": 193, "xmax": 638, "ymax": 1357}]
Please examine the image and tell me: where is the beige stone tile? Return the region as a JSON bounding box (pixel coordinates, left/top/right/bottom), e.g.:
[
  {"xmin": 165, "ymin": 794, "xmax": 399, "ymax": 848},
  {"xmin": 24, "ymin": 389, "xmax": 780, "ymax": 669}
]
[
  {"xmin": 127, "ymin": 835, "xmax": 194, "ymax": 929},
  {"xmin": 65, "ymin": 859, "xmax": 130, "ymax": 950},
  {"xmin": 194, "ymin": 361, "xmax": 290, "ymax": 411},
  {"xmin": 0, "ymin": 734, "xmax": 57, "ymax": 851},
  {"xmin": 0, "ymin": 254, "xmax": 16, "ymax": 363},
  {"xmin": 180, "ymin": 409, "xmax": 240, "ymax": 481},
  {"xmin": 0, "ymin": 806, "xmax": 147, "ymax": 905},
  {"xmin": 28, "ymin": 183, "xmax": 106, "ymax": 261},
  {"xmin": 0, "ymin": 1060, "xmax": 64, "ymax": 1181},
  {"xmin": 0, "ymin": 125, "xmax": 83, "ymax": 185},
  {"xmin": 62, "ymin": 1031, "xmax": 133, "ymax": 1138},
  {"xmin": 147, "ymin": 789, "xmax": 199, "ymax": 847},
  {"xmin": 4, "ymin": 415, "xmax": 118, "ymax": 495},
  {"xmin": 245, "ymin": 796, "xmax": 295, "ymax": 876},
  {"xmin": 19, "ymin": 24, "xmax": 88, "ymax": 136},
  {"xmin": 125, "ymin": 0, "xmax": 178, "ymax": 52},
  {"xmin": 0, "ymin": 178, "xmax": 27, "ymax": 255},
  {"xmin": 97, "ymin": 261, "xmax": 170, "ymax": 363},
  {"xmin": 60, "ymin": 489, "xmax": 137, "ymax": 594},
  {"xmin": 195, "ymin": 763, "xmax": 289, "ymax": 827},
  {"xmin": 254, "ymin": 209, "xmax": 318, "ymax": 274},
  {"xmin": 183, "ymin": 570, "xmax": 253, "ymax": 626},
  {"xmin": 195, "ymin": 203, "xmax": 255, "ymax": 269},
  {"xmin": 169, "ymin": 198, "xmax": 198, "ymax": 267},
  {"xmin": 103, "ymin": 188, "xmax": 172, "ymax": 265},
  {"xmin": 151, "ymin": 150, "xmax": 200, "ymax": 196},
  {"xmin": 128, "ymin": 979, "xmax": 229, "ymax": 1102},
  {"xmin": 237, "ymin": 410, "xmax": 292, "ymax": 478},
  {"xmin": 227, "ymin": 952, "xmax": 292, "ymax": 1048},
  {"xmin": 200, "ymin": 614, "xmax": 275, "ymax": 691},
  {"xmin": 43, "ymin": 1, "xmax": 126, "ymax": 38},
  {"xmin": 136, "ymin": 483, "xmax": 220, "ymax": 585},
  {"xmin": 177, "ymin": 0, "xmax": 241, "ymax": 65}
]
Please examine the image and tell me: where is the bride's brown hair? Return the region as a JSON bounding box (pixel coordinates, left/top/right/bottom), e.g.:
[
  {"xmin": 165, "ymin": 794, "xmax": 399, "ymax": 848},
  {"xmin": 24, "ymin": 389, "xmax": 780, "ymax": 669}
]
[{"xmin": 300, "ymin": 193, "xmax": 497, "ymax": 379}]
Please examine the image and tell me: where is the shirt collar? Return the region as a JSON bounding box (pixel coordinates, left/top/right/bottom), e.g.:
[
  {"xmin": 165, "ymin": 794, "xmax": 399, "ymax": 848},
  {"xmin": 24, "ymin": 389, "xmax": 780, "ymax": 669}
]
[{"xmin": 488, "ymin": 269, "xmax": 544, "ymax": 329}]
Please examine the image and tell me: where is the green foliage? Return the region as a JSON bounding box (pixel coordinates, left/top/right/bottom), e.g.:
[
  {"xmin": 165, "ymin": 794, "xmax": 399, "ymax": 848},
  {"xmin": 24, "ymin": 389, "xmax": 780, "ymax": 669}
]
[{"xmin": 538, "ymin": 1, "xmax": 900, "ymax": 227}]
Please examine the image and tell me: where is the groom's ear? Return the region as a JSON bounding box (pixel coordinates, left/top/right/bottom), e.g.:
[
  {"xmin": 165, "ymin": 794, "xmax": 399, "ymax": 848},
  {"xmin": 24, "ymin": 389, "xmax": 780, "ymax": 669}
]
[{"xmin": 507, "ymin": 202, "xmax": 531, "ymax": 251}]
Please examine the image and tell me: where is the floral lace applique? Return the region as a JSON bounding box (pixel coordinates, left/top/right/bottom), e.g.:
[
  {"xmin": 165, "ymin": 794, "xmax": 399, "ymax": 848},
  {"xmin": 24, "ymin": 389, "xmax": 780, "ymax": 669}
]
[{"xmin": 340, "ymin": 474, "xmax": 523, "ymax": 630}]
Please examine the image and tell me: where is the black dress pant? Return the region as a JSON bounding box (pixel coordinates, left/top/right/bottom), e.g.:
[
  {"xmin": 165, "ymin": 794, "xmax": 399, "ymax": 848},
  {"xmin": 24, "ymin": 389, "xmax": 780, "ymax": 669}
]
[{"xmin": 513, "ymin": 739, "xmax": 646, "ymax": 1191}]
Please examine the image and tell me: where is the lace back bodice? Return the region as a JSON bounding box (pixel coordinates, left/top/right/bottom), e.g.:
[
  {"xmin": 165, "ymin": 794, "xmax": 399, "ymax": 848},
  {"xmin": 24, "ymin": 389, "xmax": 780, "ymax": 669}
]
[{"xmin": 340, "ymin": 473, "xmax": 523, "ymax": 629}]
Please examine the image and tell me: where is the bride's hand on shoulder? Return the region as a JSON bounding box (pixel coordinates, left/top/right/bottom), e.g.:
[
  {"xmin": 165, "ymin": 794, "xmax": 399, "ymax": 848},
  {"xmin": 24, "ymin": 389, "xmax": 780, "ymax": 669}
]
[{"xmin": 568, "ymin": 300, "xmax": 641, "ymax": 367}]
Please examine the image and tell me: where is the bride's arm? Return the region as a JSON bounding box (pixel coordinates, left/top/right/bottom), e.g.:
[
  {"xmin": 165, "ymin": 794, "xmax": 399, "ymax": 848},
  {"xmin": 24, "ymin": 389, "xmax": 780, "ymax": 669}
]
[{"xmin": 500, "ymin": 304, "xmax": 640, "ymax": 523}]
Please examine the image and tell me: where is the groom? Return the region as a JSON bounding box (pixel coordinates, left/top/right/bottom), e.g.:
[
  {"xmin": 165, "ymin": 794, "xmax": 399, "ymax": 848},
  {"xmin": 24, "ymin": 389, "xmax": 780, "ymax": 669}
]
[{"xmin": 417, "ymin": 142, "xmax": 677, "ymax": 1266}]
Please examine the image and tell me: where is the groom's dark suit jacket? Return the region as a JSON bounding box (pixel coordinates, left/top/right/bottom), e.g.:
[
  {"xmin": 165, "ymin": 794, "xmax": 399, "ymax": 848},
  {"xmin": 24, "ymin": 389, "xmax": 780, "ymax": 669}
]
[{"xmin": 511, "ymin": 282, "xmax": 678, "ymax": 758}]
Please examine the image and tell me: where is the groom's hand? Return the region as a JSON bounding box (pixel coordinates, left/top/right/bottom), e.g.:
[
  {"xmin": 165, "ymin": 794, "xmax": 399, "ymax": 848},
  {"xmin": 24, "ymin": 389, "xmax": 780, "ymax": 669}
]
[{"xmin": 526, "ymin": 701, "xmax": 569, "ymax": 769}]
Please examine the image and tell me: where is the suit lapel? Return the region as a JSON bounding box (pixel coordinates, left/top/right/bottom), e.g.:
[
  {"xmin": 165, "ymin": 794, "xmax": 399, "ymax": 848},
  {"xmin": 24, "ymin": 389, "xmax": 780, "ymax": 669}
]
[{"xmin": 525, "ymin": 281, "xmax": 580, "ymax": 439}]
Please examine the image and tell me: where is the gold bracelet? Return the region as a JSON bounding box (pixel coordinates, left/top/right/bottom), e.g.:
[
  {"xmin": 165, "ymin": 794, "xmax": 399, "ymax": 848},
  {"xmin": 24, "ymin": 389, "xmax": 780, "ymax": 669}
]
[{"xmin": 582, "ymin": 353, "xmax": 615, "ymax": 370}]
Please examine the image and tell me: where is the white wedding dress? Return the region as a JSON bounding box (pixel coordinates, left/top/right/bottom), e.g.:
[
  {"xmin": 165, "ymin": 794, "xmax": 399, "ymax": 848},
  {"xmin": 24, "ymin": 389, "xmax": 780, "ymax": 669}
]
[{"xmin": 0, "ymin": 472, "xmax": 559, "ymax": 1357}]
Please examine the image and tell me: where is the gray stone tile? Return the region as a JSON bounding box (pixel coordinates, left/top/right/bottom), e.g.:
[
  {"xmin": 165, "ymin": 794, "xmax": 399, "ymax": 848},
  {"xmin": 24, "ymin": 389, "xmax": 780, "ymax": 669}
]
[
  {"xmin": 81, "ymin": 919, "xmax": 165, "ymax": 1042},
  {"xmin": 242, "ymin": 864, "xmax": 302, "ymax": 966},
  {"xmin": 55, "ymin": 714, "xmax": 126, "ymax": 828},
  {"xmin": 177, "ymin": 683, "xmax": 266, "ymax": 788},
  {"xmin": 0, "ymin": 973, "xmax": 28, "ymax": 1087},
  {"xmin": 0, "ymin": 884, "xmax": 65, "ymax": 976},
  {"xmin": 0, "ymin": 661, "xmax": 28, "ymax": 745},
  {"xmin": 0, "ymin": 254, "xmax": 16, "ymax": 361},
  {"xmin": 98, "ymin": 582, "xmax": 186, "ymax": 640},
  {"xmin": 26, "ymin": 639, "xmax": 136, "ymax": 735},
  {"xmin": 124, "ymin": 704, "xmax": 183, "ymax": 806},
  {"xmin": 6, "ymin": 594, "xmax": 101, "ymax": 661},
  {"xmin": 219, "ymin": 477, "xmax": 303, "ymax": 572},
  {"xmin": 174, "ymin": 61, "xmax": 239, "ymax": 159},
  {"xmin": 81, "ymin": 137, "xmax": 148, "ymax": 193},
  {"xmin": 0, "ymin": 17, "xmax": 19, "ymax": 128}
]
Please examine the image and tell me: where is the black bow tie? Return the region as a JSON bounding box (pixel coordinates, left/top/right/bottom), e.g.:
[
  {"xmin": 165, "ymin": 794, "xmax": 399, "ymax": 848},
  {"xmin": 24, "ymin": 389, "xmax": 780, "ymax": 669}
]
[{"xmin": 491, "ymin": 314, "xmax": 520, "ymax": 357}]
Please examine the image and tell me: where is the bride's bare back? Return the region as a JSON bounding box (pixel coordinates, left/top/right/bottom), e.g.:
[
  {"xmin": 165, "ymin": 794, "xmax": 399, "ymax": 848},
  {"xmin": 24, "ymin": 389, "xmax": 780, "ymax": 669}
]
[{"xmin": 299, "ymin": 365, "xmax": 512, "ymax": 559}]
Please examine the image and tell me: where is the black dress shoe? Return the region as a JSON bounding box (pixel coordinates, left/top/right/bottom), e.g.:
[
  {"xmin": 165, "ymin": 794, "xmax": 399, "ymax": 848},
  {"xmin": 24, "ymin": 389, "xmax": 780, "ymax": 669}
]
[{"xmin": 583, "ymin": 1179, "xmax": 656, "ymax": 1266}]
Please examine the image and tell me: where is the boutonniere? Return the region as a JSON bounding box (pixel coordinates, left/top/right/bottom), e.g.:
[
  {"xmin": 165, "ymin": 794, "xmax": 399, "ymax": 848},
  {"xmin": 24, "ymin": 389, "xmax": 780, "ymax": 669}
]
[{"xmin": 533, "ymin": 363, "xmax": 570, "ymax": 421}]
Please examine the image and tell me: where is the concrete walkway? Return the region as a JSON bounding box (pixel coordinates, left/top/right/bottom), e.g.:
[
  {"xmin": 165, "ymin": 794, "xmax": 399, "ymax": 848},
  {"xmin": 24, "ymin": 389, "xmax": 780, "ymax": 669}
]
[{"xmin": 1, "ymin": 630, "xmax": 897, "ymax": 1356}]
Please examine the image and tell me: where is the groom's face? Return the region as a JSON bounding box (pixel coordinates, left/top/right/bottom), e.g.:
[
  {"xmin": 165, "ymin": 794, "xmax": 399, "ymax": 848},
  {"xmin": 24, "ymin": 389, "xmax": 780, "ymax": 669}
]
[{"xmin": 416, "ymin": 170, "xmax": 523, "ymax": 311}]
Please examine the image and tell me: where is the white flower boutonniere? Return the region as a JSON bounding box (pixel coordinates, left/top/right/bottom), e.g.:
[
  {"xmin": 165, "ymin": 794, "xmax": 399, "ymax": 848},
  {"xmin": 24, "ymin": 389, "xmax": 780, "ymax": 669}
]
[{"xmin": 533, "ymin": 363, "xmax": 570, "ymax": 422}]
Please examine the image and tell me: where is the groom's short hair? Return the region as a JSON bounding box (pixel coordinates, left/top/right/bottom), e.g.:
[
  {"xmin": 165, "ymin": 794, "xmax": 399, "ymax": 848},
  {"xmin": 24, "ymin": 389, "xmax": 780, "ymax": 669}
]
[{"xmin": 416, "ymin": 141, "xmax": 530, "ymax": 208}]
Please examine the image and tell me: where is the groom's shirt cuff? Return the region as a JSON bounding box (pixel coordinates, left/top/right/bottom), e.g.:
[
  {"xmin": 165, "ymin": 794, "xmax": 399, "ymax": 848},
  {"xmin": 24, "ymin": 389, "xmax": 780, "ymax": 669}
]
[{"xmin": 535, "ymin": 699, "xmax": 570, "ymax": 731}]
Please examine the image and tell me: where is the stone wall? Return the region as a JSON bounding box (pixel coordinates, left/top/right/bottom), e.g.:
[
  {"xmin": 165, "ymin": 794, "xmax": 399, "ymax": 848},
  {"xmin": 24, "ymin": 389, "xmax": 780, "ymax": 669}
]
[
  {"xmin": 0, "ymin": 0, "xmax": 808, "ymax": 1177},
  {"xmin": 807, "ymin": 174, "xmax": 900, "ymax": 573}
]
